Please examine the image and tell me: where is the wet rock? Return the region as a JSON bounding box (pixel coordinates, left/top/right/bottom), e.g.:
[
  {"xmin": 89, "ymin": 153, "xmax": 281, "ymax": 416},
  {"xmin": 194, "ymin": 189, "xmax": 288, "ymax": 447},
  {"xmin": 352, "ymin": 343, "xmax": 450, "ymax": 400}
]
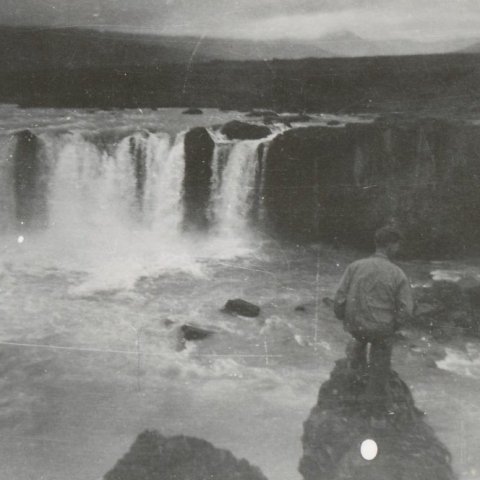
[
  {"xmin": 299, "ymin": 359, "xmax": 456, "ymax": 480},
  {"xmin": 183, "ymin": 107, "xmax": 203, "ymax": 115},
  {"xmin": 222, "ymin": 299, "xmax": 260, "ymax": 317},
  {"xmin": 264, "ymin": 113, "xmax": 311, "ymax": 125},
  {"xmin": 179, "ymin": 324, "xmax": 216, "ymax": 342},
  {"xmin": 411, "ymin": 270, "xmax": 480, "ymax": 338},
  {"xmin": 13, "ymin": 129, "xmax": 49, "ymax": 228},
  {"xmin": 182, "ymin": 127, "xmax": 215, "ymax": 230},
  {"xmin": 220, "ymin": 121, "xmax": 271, "ymax": 140},
  {"xmin": 104, "ymin": 430, "xmax": 268, "ymax": 480},
  {"xmin": 246, "ymin": 109, "xmax": 278, "ymax": 118},
  {"xmin": 322, "ymin": 297, "xmax": 334, "ymax": 308}
]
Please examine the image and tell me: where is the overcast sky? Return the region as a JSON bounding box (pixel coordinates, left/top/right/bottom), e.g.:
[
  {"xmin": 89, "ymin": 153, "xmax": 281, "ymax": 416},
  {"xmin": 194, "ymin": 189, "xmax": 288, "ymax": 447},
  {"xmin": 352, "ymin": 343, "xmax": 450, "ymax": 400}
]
[{"xmin": 1, "ymin": 0, "xmax": 480, "ymax": 41}]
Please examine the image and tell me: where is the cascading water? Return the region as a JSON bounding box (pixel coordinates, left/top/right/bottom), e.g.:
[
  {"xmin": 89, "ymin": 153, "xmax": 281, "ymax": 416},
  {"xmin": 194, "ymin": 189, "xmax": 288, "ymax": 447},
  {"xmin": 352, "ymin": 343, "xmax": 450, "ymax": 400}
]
[
  {"xmin": 1, "ymin": 125, "xmax": 275, "ymax": 292},
  {"xmin": 210, "ymin": 138, "xmax": 265, "ymax": 236}
]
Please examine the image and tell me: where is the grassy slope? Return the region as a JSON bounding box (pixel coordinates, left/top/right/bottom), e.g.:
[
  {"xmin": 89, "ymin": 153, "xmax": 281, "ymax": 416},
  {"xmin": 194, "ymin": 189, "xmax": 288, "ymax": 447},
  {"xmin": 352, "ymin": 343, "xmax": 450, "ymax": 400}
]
[{"xmin": 1, "ymin": 52, "xmax": 479, "ymax": 113}]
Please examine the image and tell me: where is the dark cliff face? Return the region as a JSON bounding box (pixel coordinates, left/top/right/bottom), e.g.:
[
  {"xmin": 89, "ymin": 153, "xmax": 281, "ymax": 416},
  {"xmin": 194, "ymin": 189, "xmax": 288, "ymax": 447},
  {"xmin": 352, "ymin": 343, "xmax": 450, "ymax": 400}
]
[
  {"xmin": 182, "ymin": 127, "xmax": 215, "ymax": 230},
  {"xmin": 264, "ymin": 119, "xmax": 480, "ymax": 257},
  {"xmin": 13, "ymin": 130, "xmax": 49, "ymax": 229},
  {"xmin": 299, "ymin": 359, "xmax": 456, "ymax": 480}
]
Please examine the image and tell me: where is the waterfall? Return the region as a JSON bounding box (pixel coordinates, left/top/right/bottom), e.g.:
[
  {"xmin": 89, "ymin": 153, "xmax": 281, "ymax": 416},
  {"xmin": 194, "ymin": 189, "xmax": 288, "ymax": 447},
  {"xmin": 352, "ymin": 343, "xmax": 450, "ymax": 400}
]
[
  {"xmin": 208, "ymin": 141, "xmax": 234, "ymax": 225},
  {"xmin": 150, "ymin": 133, "xmax": 186, "ymax": 236},
  {"xmin": 0, "ymin": 124, "xmax": 275, "ymax": 289},
  {"xmin": 211, "ymin": 139, "xmax": 265, "ymax": 236},
  {"xmin": 46, "ymin": 130, "xmax": 187, "ymax": 240}
]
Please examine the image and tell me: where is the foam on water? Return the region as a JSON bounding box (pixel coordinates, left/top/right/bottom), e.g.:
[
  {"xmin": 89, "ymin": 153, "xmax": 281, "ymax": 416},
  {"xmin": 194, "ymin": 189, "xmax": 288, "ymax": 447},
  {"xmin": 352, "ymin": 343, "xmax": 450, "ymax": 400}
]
[{"xmin": 436, "ymin": 344, "xmax": 480, "ymax": 379}]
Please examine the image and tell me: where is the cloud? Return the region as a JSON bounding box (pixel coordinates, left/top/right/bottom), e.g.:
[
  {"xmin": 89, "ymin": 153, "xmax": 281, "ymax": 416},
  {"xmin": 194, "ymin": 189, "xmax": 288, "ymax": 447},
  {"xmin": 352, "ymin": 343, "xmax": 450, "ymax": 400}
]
[
  {"xmin": 220, "ymin": 1, "xmax": 480, "ymax": 40},
  {"xmin": 0, "ymin": 0, "xmax": 479, "ymax": 40}
]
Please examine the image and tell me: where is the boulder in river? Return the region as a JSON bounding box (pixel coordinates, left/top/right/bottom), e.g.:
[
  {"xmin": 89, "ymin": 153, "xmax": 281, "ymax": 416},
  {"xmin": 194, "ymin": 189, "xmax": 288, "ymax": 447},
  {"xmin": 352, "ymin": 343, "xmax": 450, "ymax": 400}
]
[
  {"xmin": 222, "ymin": 299, "xmax": 260, "ymax": 317},
  {"xmin": 299, "ymin": 359, "xmax": 456, "ymax": 480},
  {"xmin": 220, "ymin": 121, "xmax": 271, "ymax": 140},
  {"xmin": 104, "ymin": 430, "xmax": 268, "ymax": 480},
  {"xmin": 179, "ymin": 324, "xmax": 216, "ymax": 342},
  {"xmin": 411, "ymin": 269, "xmax": 480, "ymax": 339},
  {"xmin": 183, "ymin": 108, "xmax": 203, "ymax": 115}
]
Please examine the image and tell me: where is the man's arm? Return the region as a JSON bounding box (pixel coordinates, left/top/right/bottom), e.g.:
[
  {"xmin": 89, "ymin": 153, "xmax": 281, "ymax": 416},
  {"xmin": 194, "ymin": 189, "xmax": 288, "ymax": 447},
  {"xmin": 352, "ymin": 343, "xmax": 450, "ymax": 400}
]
[
  {"xmin": 395, "ymin": 273, "xmax": 414, "ymax": 328},
  {"xmin": 333, "ymin": 265, "xmax": 352, "ymax": 321}
]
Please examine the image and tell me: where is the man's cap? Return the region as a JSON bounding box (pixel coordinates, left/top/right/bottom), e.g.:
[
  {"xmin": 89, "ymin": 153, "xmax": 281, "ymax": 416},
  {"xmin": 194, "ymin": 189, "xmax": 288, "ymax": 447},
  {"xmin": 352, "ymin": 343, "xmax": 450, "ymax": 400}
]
[{"xmin": 374, "ymin": 225, "xmax": 403, "ymax": 246}]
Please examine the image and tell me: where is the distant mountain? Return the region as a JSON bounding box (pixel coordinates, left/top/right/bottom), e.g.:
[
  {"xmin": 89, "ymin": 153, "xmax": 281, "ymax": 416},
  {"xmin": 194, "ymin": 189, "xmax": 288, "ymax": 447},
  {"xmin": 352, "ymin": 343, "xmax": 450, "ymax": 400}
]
[
  {"xmin": 460, "ymin": 42, "xmax": 480, "ymax": 53},
  {"xmin": 311, "ymin": 31, "xmax": 476, "ymax": 57},
  {"xmin": 0, "ymin": 26, "xmax": 332, "ymax": 72},
  {"xmin": 0, "ymin": 26, "xmax": 476, "ymax": 74}
]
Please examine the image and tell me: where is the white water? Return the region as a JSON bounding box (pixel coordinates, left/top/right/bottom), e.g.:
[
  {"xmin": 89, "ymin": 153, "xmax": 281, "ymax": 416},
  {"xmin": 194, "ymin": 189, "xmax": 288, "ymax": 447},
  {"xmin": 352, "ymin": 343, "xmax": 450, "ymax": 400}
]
[
  {"xmin": 1, "ymin": 124, "xmax": 276, "ymax": 293},
  {"xmin": 211, "ymin": 138, "xmax": 265, "ymax": 236}
]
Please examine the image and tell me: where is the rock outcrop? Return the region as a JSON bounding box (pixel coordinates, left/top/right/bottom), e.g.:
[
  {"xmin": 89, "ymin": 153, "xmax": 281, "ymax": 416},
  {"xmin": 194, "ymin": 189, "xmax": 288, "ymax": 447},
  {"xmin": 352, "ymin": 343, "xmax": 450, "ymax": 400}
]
[
  {"xmin": 220, "ymin": 121, "xmax": 271, "ymax": 140},
  {"xmin": 13, "ymin": 130, "xmax": 49, "ymax": 228},
  {"xmin": 179, "ymin": 324, "xmax": 215, "ymax": 341},
  {"xmin": 182, "ymin": 127, "xmax": 215, "ymax": 230},
  {"xmin": 263, "ymin": 118, "xmax": 480, "ymax": 257},
  {"xmin": 222, "ymin": 299, "xmax": 261, "ymax": 317},
  {"xmin": 104, "ymin": 430, "xmax": 268, "ymax": 480},
  {"xmin": 299, "ymin": 359, "xmax": 456, "ymax": 480},
  {"xmin": 183, "ymin": 108, "xmax": 203, "ymax": 115}
]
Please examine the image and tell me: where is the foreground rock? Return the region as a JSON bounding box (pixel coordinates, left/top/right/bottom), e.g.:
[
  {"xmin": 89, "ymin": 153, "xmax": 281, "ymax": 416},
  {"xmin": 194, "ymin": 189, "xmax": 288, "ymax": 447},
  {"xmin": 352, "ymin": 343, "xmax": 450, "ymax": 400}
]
[
  {"xmin": 299, "ymin": 359, "xmax": 456, "ymax": 480},
  {"xmin": 222, "ymin": 299, "xmax": 260, "ymax": 317},
  {"xmin": 220, "ymin": 121, "xmax": 271, "ymax": 140},
  {"xmin": 104, "ymin": 430, "xmax": 268, "ymax": 480}
]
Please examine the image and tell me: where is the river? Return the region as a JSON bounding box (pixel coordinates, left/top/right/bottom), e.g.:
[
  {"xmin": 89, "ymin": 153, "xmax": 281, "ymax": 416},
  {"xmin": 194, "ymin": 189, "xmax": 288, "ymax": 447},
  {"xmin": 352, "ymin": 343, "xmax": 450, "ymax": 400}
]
[{"xmin": 0, "ymin": 105, "xmax": 479, "ymax": 480}]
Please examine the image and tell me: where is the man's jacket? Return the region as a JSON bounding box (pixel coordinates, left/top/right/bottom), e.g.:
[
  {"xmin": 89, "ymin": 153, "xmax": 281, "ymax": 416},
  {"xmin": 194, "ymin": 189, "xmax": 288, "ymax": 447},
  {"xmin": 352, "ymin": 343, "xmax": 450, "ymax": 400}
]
[{"xmin": 334, "ymin": 253, "xmax": 413, "ymax": 336}]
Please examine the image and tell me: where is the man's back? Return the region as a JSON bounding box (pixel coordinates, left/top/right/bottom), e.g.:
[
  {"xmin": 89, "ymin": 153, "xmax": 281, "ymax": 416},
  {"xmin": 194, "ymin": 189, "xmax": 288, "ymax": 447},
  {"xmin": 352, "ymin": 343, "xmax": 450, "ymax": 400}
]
[{"xmin": 334, "ymin": 253, "xmax": 413, "ymax": 336}]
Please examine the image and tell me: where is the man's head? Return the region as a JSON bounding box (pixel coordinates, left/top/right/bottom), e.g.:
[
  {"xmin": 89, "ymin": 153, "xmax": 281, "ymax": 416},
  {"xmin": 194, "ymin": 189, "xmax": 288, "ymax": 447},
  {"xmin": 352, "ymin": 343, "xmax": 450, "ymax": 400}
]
[{"xmin": 374, "ymin": 226, "xmax": 403, "ymax": 258}]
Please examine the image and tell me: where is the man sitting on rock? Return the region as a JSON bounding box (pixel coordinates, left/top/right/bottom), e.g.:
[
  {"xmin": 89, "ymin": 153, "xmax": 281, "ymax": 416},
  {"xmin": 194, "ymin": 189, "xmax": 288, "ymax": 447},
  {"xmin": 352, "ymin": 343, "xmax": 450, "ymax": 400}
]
[{"xmin": 333, "ymin": 226, "xmax": 413, "ymax": 410}]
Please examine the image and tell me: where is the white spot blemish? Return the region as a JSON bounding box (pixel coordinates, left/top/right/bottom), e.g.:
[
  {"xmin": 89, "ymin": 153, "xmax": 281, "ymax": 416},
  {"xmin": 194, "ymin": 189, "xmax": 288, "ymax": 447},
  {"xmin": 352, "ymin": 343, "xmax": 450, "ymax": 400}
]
[
  {"xmin": 17, "ymin": 236, "xmax": 25, "ymax": 244},
  {"xmin": 360, "ymin": 439, "xmax": 378, "ymax": 461}
]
